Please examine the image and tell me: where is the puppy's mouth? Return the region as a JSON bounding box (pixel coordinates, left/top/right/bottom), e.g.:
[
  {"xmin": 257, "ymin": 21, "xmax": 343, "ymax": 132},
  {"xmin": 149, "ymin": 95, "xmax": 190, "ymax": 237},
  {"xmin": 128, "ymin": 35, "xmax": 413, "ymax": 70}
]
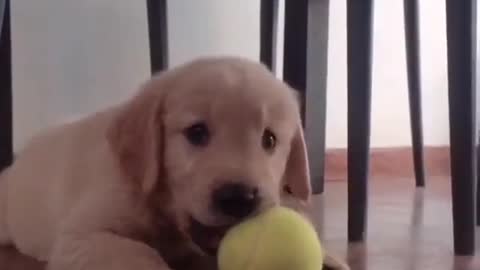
[{"xmin": 189, "ymin": 217, "xmax": 232, "ymax": 256}]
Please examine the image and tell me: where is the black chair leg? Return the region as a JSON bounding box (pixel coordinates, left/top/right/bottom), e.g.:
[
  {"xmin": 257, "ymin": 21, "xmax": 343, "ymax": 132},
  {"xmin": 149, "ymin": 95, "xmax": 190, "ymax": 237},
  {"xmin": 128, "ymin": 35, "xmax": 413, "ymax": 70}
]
[
  {"xmin": 283, "ymin": 0, "xmax": 329, "ymax": 195},
  {"xmin": 347, "ymin": 0, "xmax": 374, "ymax": 242},
  {"xmin": 0, "ymin": 0, "xmax": 5, "ymax": 32},
  {"xmin": 404, "ymin": 0, "xmax": 426, "ymax": 187},
  {"xmin": 260, "ymin": 0, "xmax": 277, "ymax": 70},
  {"xmin": 445, "ymin": 0, "xmax": 477, "ymax": 255},
  {"xmin": 146, "ymin": 0, "xmax": 168, "ymax": 73},
  {"xmin": 477, "ymin": 145, "xmax": 480, "ymax": 226},
  {"xmin": 0, "ymin": 0, "xmax": 12, "ymax": 171}
]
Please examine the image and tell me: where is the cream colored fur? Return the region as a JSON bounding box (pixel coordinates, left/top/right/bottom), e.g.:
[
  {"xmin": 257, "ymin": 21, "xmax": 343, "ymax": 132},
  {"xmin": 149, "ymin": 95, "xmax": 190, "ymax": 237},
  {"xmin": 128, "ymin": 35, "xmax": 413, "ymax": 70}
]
[{"xmin": 0, "ymin": 57, "xmax": 348, "ymax": 270}]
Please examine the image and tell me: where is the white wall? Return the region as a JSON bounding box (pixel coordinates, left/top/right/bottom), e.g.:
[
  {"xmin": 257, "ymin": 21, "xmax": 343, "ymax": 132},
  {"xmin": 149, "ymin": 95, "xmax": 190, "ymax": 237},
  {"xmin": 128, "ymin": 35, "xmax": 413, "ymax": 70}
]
[
  {"xmin": 11, "ymin": 0, "xmax": 151, "ymax": 150},
  {"xmin": 325, "ymin": 0, "xmax": 450, "ymax": 148},
  {"xmin": 11, "ymin": 0, "xmax": 458, "ymax": 151},
  {"xmin": 168, "ymin": 0, "xmax": 260, "ymax": 66}
]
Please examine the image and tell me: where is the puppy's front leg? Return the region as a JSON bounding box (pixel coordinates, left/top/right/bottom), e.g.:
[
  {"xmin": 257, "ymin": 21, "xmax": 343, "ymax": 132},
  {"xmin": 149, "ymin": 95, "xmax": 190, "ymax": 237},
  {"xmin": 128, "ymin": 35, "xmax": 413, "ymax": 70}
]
[{"xmin": 48, "ymin": 232, "xmax": 171, "ymax": 270}]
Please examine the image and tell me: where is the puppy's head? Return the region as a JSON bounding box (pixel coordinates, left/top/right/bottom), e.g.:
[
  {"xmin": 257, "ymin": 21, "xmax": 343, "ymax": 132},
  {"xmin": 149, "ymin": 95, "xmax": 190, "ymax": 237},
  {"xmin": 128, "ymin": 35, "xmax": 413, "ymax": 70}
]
[{"xmin": 108, "ymin": 57, "xmax": 311, "ymax": 254}]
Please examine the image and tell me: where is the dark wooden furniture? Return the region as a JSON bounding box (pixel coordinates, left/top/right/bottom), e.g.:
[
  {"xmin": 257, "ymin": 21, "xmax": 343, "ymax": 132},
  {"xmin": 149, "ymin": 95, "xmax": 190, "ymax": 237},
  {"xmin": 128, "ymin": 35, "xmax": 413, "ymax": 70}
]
[
  {"xmin": 346, "ymin": 0, "xmax": 374, "ymax": 243},
  {"xmin": 260, "ymin": 0, "xmax": 478, "ymax": 256},
  {"xmin": 146, "ymin": 0, "xmax": 168, "ymax": 73},
  {"xmin": 261, "ymin": 0, "xmax": 330, "ymax": 195},
  {"xmin": 445, "ymin": 0, "xmax": 477, "ymax": 255},
  {"xmin": 0, "ymin": 0, "xmax": 12, "ymax": 172}
]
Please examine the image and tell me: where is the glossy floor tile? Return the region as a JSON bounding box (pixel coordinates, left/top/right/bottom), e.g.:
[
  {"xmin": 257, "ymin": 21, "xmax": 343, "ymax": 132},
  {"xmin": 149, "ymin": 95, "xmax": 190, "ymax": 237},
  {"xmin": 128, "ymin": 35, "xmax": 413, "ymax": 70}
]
[{"xmin": 0, "ymin": 177, "xmax": 479, "ymax": 269}]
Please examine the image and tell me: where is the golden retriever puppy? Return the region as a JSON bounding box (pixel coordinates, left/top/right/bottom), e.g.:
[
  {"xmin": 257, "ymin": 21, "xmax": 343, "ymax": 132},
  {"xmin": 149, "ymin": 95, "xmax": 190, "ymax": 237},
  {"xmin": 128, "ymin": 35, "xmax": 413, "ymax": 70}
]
[{"xmin": 0, "ymin": 57, "xmax": 348, "ymax": 270}]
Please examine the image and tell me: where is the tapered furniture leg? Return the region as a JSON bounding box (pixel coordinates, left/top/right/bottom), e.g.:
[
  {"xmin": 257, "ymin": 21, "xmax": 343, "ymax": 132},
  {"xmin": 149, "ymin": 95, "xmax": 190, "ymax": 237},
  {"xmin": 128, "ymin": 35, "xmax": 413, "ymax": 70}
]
[
  {"xmin": 260, "ymin": 0, "xmax": 277, "ymax": 70},
  {"xmin": 146, "ymin": 0, "xmax": 168, "ymax": 73},
  {"xmin": 0, "ymin": 0, "xmax": 12, "ymax": 171},
  {"xmin": 347, "ymin": 0, "xmax": 374, "ymax": 242},
  {"xmin": 445, "ymin": 0, "xmax": 477, "ymax": 255},
  {"xmin": 283, "ymin": 0, "xmax": 330, "ymax": 194},
  {"xmin": 404, "ymin": 0, "xmax": 426, "ymax": 187}
]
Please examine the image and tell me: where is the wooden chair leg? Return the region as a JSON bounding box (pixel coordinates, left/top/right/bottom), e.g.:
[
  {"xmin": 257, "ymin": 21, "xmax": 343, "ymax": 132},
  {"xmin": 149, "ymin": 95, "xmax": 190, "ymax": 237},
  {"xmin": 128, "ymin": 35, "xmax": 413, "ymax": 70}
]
[
  {"xmin": 146, "ymin": 0, "xmax": 168, "ymax": 73},
  {"xmin": 283, "ymin": 0, "xmax": 329, "ymax": 195},
  {"xmin": 0, "ymin": 0, "xmax": 12, "ymax": 171},
  {"xmin": 404, "ymin": 0, "xmax": 426, "ymax": 187},
  {"xmin": 477, "ymin": 145, "xmax": 480, "ymax": 226},
  {"xmin": 0, "ymin": 0, "xmax": 5, "ymax": 31},
  {"xmin": 260, "ymin": 0, "xmax": 277, "ymax": 70},
  {"xmin": 445, "ymin": 0, "xmax": 476, "ymax": 256},
  {"xmin": 347, "ymin": 0, "xmax": 374, "ymax": 242}
]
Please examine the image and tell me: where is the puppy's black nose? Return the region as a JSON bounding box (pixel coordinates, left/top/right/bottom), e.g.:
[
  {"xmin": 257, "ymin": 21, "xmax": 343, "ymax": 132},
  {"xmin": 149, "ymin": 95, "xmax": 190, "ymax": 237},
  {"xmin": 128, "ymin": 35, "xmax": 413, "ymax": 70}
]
[{"xmin": 213, "ymin": 183, "xmax": 260, "ymax": 219}]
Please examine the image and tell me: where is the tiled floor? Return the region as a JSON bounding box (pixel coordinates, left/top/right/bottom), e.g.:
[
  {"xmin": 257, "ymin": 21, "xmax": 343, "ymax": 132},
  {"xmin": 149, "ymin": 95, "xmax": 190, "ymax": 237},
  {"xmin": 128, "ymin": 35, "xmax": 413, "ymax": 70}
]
[{"xmin": 0, "ymin": 177, "xmax": 479, "ymax": 269}]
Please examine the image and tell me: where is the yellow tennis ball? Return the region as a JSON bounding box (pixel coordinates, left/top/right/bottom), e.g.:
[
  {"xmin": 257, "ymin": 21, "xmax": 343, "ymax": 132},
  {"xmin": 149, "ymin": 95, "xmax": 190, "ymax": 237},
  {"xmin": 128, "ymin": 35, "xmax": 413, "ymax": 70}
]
[{"xmin": 218, "ymin": 206, "xmax": 324, "ymax": 270}]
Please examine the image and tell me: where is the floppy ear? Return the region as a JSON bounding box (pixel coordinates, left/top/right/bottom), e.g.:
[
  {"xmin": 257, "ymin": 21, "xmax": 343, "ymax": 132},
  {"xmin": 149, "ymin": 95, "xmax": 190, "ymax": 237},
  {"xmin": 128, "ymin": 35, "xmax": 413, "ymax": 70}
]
[
  {"xmin": 283, "ymin": 124, "xmax": 312, "ymax": 203},
  {"xmin": 107, "ymin": 86, "xmax": 165, "ymax": 194}
]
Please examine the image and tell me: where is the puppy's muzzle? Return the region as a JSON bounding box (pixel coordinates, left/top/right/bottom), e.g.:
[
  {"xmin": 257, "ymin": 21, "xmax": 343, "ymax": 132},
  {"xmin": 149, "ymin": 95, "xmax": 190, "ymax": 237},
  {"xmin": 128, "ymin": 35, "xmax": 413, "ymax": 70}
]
[{"xmin": 212, "ymin": 182, "xmax": 260, "ymax": 219}]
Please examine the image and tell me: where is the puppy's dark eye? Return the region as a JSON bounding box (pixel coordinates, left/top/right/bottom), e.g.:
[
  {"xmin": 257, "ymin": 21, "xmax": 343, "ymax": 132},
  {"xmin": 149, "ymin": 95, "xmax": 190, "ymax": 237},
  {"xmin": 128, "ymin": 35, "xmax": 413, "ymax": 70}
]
[
  {"xmin": 262, "ymin": 129, "xmax": 276, "ymax": 151},
  {"xmin": 184, "ymin": 122, "xmax": 210, "ymax": 147}
]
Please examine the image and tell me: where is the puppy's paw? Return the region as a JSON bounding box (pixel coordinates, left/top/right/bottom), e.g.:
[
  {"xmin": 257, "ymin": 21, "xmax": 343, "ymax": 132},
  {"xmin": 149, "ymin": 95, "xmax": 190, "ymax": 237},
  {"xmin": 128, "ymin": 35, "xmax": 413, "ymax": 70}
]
[{"xmin": 48, "ymin": 232, "xmax": 172, "ymax": 270}]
